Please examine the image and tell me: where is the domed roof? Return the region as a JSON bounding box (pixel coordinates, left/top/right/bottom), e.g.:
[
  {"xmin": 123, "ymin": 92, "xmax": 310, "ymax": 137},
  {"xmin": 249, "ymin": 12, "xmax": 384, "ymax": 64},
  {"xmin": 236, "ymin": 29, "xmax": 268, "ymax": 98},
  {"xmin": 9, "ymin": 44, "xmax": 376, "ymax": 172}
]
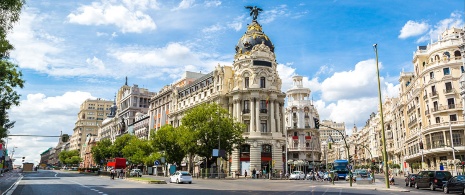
[{"xmin": 235, "ymin": 20, "xmax": 274, "ymax": 55}]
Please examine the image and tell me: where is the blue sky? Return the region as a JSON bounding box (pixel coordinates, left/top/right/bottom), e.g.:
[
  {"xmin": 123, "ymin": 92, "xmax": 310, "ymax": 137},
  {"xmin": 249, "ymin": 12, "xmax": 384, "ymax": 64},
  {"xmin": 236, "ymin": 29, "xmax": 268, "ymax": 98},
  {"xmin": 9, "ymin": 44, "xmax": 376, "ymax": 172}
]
[{"xmin": 6, "ymin": 0, "xmax": 463, "ymax": 164}]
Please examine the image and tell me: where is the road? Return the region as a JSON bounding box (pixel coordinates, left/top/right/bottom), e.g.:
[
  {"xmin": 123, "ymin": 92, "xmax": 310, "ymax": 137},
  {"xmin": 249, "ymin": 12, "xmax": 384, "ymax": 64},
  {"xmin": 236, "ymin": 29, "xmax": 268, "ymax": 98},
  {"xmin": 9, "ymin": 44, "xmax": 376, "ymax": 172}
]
[{"xmin": 3, "ymin": 170, "xmax": 463, "ymax": 195}]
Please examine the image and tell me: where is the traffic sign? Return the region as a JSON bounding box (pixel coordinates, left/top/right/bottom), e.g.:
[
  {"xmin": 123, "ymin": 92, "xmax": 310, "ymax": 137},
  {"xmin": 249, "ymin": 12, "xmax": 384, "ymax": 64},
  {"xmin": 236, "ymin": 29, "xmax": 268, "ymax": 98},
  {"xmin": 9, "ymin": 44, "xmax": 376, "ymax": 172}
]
[
  {"xmin": 347, "ymin": 165, "xmax": 352, "ymax": 170},
  {"xmin": 154, "ymin": 160, "xmax": 160, "ymax": 166}
]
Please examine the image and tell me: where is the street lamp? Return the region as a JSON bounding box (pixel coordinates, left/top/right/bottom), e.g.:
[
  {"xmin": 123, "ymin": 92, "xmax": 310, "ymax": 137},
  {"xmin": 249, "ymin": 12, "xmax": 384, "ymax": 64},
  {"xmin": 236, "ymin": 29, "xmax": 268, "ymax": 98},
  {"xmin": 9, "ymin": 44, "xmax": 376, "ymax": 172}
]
[
  {"xmin": 373, "ymin": 43, "xmax": 390, "ymax": 188},
  {"xmin": 448, "ymin": 121, "xmax": 458, "ymax": 176}
]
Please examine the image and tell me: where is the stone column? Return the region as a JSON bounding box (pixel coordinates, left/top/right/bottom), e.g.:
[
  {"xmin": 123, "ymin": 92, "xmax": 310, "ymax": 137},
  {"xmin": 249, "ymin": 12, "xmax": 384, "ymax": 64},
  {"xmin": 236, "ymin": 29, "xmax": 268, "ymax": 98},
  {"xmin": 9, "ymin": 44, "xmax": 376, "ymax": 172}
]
[
  {"xmin": 250, "ymin": 142, "xmax": 261, "ymax": 174},
  {"xmin": 231, "ymin": 147, "xmax": 240, "ymax": 174},
  {"xmin": 270, "ymin": 99, "xmax": 276, "ymax": 133},
  {"xmin": 229, "ymin": 102, "xmax": 233, "ymax": 118},
  {"xmin": 238, "ymin": 100, "xmax": 242, "ymax": 122},
  {"xmin": 251, "ymin": 99, "xmax": 255, "ymax": 132},
  {"xmin": 275, "ymin": 101, "xmax": 280, "ymax": 133},
  {"xmin": 272, "ymin": 141, "xmax": 283, "ymax": 171},
  {"xmin": 256, "ymin": 99, "xmax": 260, "ymax": 132}
]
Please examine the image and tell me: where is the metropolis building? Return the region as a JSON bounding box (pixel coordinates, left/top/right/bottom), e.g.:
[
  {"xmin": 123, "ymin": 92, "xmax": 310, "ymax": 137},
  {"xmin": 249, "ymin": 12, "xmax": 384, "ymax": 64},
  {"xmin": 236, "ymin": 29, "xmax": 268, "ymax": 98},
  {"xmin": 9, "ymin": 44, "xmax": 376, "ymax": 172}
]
[{"xmin": 168, "ymin": 16, "xmax": 286, "ymax": 175}]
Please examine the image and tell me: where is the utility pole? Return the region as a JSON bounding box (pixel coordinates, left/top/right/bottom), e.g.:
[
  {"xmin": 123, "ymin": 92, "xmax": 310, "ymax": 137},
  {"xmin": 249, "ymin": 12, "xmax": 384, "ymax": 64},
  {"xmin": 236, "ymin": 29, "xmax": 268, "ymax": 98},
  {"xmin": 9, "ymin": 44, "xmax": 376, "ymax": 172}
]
[{"xmin": 373, "ymin": 43, "xmax": 390, "ymax": 188}]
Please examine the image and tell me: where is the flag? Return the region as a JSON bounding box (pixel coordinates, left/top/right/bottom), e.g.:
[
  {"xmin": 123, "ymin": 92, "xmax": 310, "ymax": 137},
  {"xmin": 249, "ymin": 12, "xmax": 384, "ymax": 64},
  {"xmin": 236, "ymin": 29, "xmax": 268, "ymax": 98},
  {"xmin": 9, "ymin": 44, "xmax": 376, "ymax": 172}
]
[{"xmin": 266, "ymin": 95, "xmax": 269, "ymax": 107}]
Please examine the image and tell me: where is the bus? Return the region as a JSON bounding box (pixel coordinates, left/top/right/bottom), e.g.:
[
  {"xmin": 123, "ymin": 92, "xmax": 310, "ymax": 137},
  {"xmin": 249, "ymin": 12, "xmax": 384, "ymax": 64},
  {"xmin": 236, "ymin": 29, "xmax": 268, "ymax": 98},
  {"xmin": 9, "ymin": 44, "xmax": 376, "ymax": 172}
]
[{"xmin": 332, "ymin": 159, "xmax": 349, "ymax": 179}]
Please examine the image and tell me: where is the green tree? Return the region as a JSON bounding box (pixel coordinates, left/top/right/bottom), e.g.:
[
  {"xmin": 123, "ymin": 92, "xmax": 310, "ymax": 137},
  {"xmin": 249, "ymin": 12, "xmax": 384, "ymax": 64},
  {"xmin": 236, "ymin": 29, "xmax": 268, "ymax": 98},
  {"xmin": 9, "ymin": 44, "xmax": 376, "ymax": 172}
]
[
  {"xmin": 180, "ymin": 103, "xmax": 245, "ymax": 166},
  {"xmin": 151, "ymin": 125, "xmax": 186, "ymax": 167},
  {"xmin": 122, "ymin": 136, "xmax": 158, "ymax": 166},
  {"xmin": 0, "ymin": 0, "xmax": 26, "ymax": 141},
  {"xmin": 91, "ymin": 138, "xmax": 113, "ymax": 165},
  {"xmin": 59, "ymin": 150, "xmax": 81, "ymax": 166},
  {"xmin": 112, "ymin": 134, "xmax": 133, "ymax": 157}
]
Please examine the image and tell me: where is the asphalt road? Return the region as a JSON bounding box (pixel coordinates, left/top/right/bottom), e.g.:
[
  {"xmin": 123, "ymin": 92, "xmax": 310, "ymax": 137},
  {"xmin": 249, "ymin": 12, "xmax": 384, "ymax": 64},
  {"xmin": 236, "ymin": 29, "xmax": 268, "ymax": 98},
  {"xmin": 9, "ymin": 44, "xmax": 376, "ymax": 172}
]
[{"xmin": 5, "ymin": 170, "xmax": 463, "ymax": 195}]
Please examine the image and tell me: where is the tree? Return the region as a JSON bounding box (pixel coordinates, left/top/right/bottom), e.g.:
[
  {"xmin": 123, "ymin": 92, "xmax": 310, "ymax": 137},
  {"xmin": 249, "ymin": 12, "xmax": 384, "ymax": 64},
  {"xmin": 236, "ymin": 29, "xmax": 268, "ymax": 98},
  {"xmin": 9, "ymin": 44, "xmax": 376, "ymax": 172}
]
[
  {"xmin": 180, "ymin": 103, "xmax": 245, "ymax": 166},
  {"xmin": 112, "ymin": 134, "xmax": 133, "ymax": 157},
  {"xmin": 0, "ymin": 0, "xmax": 26, "ymax": 140},
  {"xmin": 151, "ymin": 125, "xmax": 186, "ymax": 167},
  {"xmin": 91, "ymin": 138, "xmax": 113, "ymax": 166},
  {"xmin": 122, "ymin": 136, "xmax": 158, "ymax": 166},
  {"xmin": 59, "ymin": 150, "xmax": 81, "ymax": 166}
]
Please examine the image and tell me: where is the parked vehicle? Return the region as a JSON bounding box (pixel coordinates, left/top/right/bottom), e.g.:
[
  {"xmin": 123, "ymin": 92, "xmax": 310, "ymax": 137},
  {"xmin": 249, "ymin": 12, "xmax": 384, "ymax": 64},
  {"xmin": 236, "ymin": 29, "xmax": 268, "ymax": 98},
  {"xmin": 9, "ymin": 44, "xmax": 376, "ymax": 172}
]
[
  {"xmin": 442, "ymin": 175, "xmax": 465, "ymax": 194},
  {"xmin": 129, "ymin": 169, "xmax": 142, "ymax": 177},
  {"xmin": 289, "ymin": 171, "xmax": 305, "ymax": 180},
  {"xmin": 414, "ymin": 170, "xmax": 452, "ymax": 191},
  {"xmin": 169, "ymin": 171, "xmax": 192, "ymax": 184},
  {"xmin": 404, "ymin": 174, "xmax": 418, "ymax": 187}
]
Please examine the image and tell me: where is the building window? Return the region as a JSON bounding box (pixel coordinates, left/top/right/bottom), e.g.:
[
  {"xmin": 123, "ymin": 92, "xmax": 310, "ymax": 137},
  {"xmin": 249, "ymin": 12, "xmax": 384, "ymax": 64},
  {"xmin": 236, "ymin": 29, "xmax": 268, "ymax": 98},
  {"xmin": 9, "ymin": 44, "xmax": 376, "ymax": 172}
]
[
  {"xmin": 240, "ymin": 144, "xmax": 250, "ymax": 158},
  {"xmin": 260, "ymin": 100, "xmax": 267, "ymax": 113},
  {"xmin": 447, "ymin": 98, "xmax": 455, "ymax": 109},
  {"xmin": 262, "ymin": 144, "xmax": 271, "ymax": 153},
  {"xmin": 450, "ymin": 114, "xmax": 457, "ymax": 122},
  {"xmin": 431, "ymin": 132, "xmax": 444, "ymax": 148},
  {"xmin": 433, "ymin": 101, "xmax": 438, "ymax": 111},
  {"xmin": 452, "ymin": 131, "xmax": 462, "ymax": 146},
  {"xmin": 244, "ymin": 120, "xmax": 250, "ymax": 132},
  {"xmin": 430, "ymin": 72, "xmax": 434, "ymax": 79},
  {"xmin": 462, "ymin": 66, "xmax": 465, "ymax": 73},
  {"xmin": 435, "ymin": 117, "xmax": 440, "ymax": 124},
  {"xmin": 243, "ymin": 100, "xmax": 250, "ymax": 113},
  {"xmin": 292, "ymin": 153, "xmax": 298, "ymax": 158},
  {"xmin": 443, "ymin": 67, "xmax": 450, "ymax": 75},
  {"xmin": 244, "ymin": 77, "xmax": 249, "ymax": 88},
  {"xmin": 445, "ymin": 82, "xmax": 452, "ymax": 93},
  {"xmin": 261, "ymin": 120, "xmax": 267, "ymax": 132},
  {"xmin": 260, "ymin": 77, "xmax": 265, "ymax": 88},
  {"xmin": 431, "ymin": 86, "xmax": 437, "ymax": 96}
]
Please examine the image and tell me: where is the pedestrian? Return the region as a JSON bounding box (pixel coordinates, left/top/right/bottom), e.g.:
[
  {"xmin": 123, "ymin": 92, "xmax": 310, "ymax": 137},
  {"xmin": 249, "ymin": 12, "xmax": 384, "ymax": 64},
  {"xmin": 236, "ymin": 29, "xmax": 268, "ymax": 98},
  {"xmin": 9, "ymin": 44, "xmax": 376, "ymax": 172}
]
[
  {"xmin": 110, "ymin": 169, "xmax": 115, "ymax": 180},
  {"xmin": 280, "ymin": 170, "xmax": 283, "ymax": 179},
  {"xmin": 252, "ymin": 168, "xmax": 256, "ymax": 179},
  {"xmin": 244, "ymin": 170, "xmax": 248, "ymax": 179},
  {"xmin": 257, "ymin": 170, "xmax": 260, "ymax": 179},
  {"xmin": 120, "ymin": 169, "xmax": 124, "ymax": 179}
]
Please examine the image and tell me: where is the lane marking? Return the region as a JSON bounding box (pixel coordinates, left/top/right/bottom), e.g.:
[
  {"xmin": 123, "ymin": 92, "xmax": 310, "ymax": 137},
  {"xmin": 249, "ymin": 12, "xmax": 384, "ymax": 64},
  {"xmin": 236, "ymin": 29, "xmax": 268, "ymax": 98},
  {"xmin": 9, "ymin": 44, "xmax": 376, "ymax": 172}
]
[
  {"xmin": 55, "ymin": 173, "xmax": 58, "ymax": 177},
  {"xmin": 339, "ymin": 188, "xmax": 342, "ymax": 195},
  {"xmin": 322, "ymin": 188, "xmax": 329, "ymax": 195},
  {"xmin": 3, "ymin": 175, "xmax": 23, "ymax": 195}
]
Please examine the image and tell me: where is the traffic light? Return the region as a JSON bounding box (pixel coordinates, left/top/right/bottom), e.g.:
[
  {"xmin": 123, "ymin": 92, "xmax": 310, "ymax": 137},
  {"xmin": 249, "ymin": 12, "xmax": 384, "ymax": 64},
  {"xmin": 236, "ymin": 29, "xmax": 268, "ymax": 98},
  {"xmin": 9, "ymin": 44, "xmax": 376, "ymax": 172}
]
[
  {"xmin": 419, "ymin": 141, "xmax": 424, "ymax": 149},
  {"xmin": 313, "ymin": 118, "xmax": 320, "ymax": 129},
  {"xmin": 328, "ymin": 142, "xmax": 332, "ymax": 150},
  {"xmin": 348, "ymin": 155, "xmax": 353, "ymax": 162}
]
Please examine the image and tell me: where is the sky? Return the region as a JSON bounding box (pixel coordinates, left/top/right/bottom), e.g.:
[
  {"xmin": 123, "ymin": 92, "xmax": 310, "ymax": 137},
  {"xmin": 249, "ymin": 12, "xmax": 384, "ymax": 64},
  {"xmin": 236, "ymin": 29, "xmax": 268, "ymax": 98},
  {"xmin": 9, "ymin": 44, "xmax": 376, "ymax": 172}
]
[{"xmin": 5, "ymin": 0, "xmax": 464, "ymax": 165}]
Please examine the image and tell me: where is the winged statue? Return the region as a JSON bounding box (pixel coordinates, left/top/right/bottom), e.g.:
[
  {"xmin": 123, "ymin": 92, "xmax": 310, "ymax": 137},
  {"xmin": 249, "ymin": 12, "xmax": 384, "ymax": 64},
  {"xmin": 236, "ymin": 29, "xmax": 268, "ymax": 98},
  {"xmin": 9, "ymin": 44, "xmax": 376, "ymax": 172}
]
[{"xmin": 245, "ymin": 6, "xmax": 263, "ymax": 21}]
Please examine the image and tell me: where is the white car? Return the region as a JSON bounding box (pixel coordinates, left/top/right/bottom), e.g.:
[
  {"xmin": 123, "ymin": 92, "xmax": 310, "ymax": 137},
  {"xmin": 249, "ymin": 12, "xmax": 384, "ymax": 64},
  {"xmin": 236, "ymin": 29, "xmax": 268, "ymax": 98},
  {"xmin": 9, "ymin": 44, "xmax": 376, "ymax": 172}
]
[
  {"xmin": 169, "ymin": 171, "xmax": 193, "ymax": 184},
  {"xmin": 130, "ymin": 169, "xmax": 142, "ymax": 177},
  {"xmin": 289, "ymin": 171, "xmax": 305, "ymax": 180}
]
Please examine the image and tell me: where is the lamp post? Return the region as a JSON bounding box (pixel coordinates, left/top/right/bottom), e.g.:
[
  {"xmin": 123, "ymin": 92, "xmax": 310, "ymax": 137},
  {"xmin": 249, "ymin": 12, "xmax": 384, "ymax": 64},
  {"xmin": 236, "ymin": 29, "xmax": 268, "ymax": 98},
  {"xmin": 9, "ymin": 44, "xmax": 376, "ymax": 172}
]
[
  {"xmin": 357, "ymin": 144, "xmax": 375, "ymax": 183},
  {"xmin": 323, "ymin": 125, "xmax": 352, "ymax": 187},
  {"xmin": 373, "ymin": 43, "xmax": 390, "ymax": 188},
  {"xmin": 285, "ymin": 127, "xmax": 289, "ymax": 175}
]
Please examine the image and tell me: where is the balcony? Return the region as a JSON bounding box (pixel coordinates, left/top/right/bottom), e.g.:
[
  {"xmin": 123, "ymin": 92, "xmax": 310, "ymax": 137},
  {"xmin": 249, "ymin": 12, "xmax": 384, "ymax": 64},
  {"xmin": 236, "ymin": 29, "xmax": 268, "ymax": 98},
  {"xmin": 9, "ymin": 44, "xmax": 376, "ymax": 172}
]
[
  {"xmin": 443, "ymin": 88, "xmax": 455, "ymax": 94},
  {"xmin": 425, "ymin": 110, "xmax": 430, "ymax": 115},
  {"xmin": 431, "ymin": 107, "xmax": 439, "ymax": 113},
  {"xmin": 429, "ymin": 91, "xmax": 438, "ymax": 98},
  {"xmin": 407, "ymin": 106, "xmax": 416, "ymax": 114},
  {"xmin": 260, "ymin": 109, "xmax": 267, "ymax": 113},
  {"xmin": 304, "ymin": 115, "xmax": 309, "ymax": 118},
  {"xmin": 408, "ymin": 118, "xmax": 417, "ymax": 128},
  {"xmin": 242, "ymin": 109, "xmax": 250, "ymax": 114},
  {"xmin": 423, "ymin": 94, "xmax": 427, "ymax": 100},
  {"xmin": 261, "ymin": 132, "xmax": 272, "ymax": 136},
  {"xmin": 288, "ymin": 147, "xmax": 317, "ymax": 152}
]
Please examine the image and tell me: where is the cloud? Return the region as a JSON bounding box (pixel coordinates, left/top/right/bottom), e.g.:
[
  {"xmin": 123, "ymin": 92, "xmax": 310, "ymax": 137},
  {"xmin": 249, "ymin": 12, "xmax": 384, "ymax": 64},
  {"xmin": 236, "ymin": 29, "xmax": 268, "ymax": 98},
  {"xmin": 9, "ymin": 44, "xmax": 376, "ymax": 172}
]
[
  {"xmin": 261, "ymin": 5, "xmax": 289, "ymax": 24},
  {"xmin": 67, "ymin": 1, "xmax": 156, "ymax": 33},
  {"xmin": 8, "ymin": 91, "xmax": 95, "ymax": 165},
  {"xmin": 398, "ymin": 20, "xmax": 430, "ymax": 39},
  {"xmin": 277, "ymin": 63, "xmax": 321, "ymax": 93},
  {"xmin": 202, "ymin": 24, "xmax": 223, "ymax": 33},
  {"xmin": 8, "ymin": 9, "xmax": 62, "ymax": 72},
  {"xmin": 417, "ymin": 11, "xmax": 463, "ymax": 43},
  {"xmin": 172, "ymin": 0, "xmax": 195, "ymax": 11},
  {"xmin": 204, "ymin": 0, "xmax": 221, "ymax": 7},
  {"xmin": 321, "ymin": 59, "xmax": 382, "ymax": 101},
  {"xmin": 86, "ymin": 56, "xmax": 105, "ymax": 70}
]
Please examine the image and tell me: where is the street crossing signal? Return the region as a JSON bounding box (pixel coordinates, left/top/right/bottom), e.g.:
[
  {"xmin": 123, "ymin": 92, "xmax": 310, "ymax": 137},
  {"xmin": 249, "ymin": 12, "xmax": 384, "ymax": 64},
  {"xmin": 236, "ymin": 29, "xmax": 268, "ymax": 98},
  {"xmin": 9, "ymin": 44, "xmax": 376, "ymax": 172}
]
[
  {"xmin": 313, "ymin": 118, "xmax": 320, "ymax": 129},
  {"xmin": 419, "ymin": 141, "xmax": 424, "ymax": 149},
  {"xmin": 348, "ymin": 155, "xmax": 353, "ymax": 163}
]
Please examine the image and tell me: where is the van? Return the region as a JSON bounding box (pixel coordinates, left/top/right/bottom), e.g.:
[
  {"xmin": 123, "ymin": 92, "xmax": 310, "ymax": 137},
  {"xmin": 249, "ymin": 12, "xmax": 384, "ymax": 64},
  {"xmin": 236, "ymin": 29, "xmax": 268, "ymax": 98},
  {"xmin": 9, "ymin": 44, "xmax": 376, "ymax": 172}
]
[{"xmin": 414, "ymin": 170, "xmax": 452, "ymax": 191}]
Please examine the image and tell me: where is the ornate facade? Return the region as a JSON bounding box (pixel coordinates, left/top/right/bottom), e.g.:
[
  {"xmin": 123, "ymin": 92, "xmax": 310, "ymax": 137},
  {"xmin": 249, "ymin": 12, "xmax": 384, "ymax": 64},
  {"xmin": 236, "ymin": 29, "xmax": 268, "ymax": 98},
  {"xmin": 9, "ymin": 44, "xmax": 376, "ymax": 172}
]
[{"xmin": 284, "ymin": 75, "xmax": 321, "ymax": 171}]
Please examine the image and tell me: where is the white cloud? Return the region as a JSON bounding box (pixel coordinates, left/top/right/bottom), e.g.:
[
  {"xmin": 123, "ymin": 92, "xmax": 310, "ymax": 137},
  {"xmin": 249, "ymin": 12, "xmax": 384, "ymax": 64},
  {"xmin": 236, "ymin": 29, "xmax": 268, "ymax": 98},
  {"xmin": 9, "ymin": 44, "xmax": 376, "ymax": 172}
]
[
  {"xmin": 86, "ymin": 56, "xmax": 105, "ymax": 70},
  {"xmin": 202, "ymin": 24, "xmax": 223, "ymax": 33},
  {"xmin": 9, "ymin": 91, "xmax": 95, "ymax": 165},
  {"xmin": 68, "ymin": 1, "xmax": 156, "ymax": 33},
  {"xmin": 204, "ymin": 0, "xmax": 221, "ymax": 7},
  {"xmin": 261, "ymin": 5, "xmax": 289, "ymax": 24},
  {"xmin": 398, "ymin": 20, "xmax": 430, "ymax": 39},
  {"xmin": 8, "ymin": 9, "xmax": 62, "ymax": 72},
  {"xmin": 172, "ymin": 0, "xmax": 195, "ymax": 11},
  {"xmin": 227, "ymin": 15, "xmax": 244, "ymax": 31},
  {"xmin": 277, "ymin": 63, "xmax": 321, "ymax": 93},
  {"xmin": 321, "ymin": 59, "xmax": 381, "ymax": 101},
  {"xmin": 417, "ymin": 11, "xmax": 463, "ymax": 43}
]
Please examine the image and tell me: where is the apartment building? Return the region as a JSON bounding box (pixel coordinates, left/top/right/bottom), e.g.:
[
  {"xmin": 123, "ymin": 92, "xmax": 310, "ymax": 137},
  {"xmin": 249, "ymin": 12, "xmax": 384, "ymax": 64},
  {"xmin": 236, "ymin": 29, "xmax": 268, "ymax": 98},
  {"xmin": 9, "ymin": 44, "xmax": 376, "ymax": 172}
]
[
  {"xmin": 284, "ymin": 75, "xmax": 321, "ymax": 171},
  {"xmin": 69, "ymin": 98, "xmax": 113, "ymax": 155},
  {"xmin": 400, "ymin": 28, "xmax": 465, "ymax": 173}
]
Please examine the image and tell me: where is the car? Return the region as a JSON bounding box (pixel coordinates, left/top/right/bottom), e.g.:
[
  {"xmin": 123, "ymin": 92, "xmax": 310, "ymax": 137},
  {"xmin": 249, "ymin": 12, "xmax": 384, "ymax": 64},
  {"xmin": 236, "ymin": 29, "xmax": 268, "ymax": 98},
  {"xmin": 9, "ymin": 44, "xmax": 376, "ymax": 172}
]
[
  {"xmin": 129, "ymin": 169, "xmax": 142, "ymax": 177},
  {"xmin": 289, "ymin": 171, "xmax": 305, "ymax": 180},
  {"xmin": 443, "ymin": 175, "xmax": 465, "ymax": 194},
  {"xmin": 306, "ymin": 171, "xmax": 323, "ymax": 180},
  {"xmin": 169, "ymin": 171, "xmax": 192, "ymax": 184},
  {"xmin": 414, "ymin": 170, "xmax": 452, "ymax": 191},
  {"xmin": 404, "ymin": 174, "xmax": 418, "ymax": 187}
]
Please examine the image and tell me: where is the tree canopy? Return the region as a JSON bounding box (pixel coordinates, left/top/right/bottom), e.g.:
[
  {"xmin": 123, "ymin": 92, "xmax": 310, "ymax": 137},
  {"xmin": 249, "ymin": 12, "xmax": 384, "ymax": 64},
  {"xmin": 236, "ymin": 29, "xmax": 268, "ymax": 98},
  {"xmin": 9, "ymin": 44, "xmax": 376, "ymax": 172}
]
[
  {"xmin": 150, "ymin": 125, "xmax": 186, "ymax": 166},
  {"xmin": 91, "ymin": 138, "xmax": 113, "ymax": 165},
  {"xmin": 58, "ymin": 150, "xmax": 81, "ymax": 166}
]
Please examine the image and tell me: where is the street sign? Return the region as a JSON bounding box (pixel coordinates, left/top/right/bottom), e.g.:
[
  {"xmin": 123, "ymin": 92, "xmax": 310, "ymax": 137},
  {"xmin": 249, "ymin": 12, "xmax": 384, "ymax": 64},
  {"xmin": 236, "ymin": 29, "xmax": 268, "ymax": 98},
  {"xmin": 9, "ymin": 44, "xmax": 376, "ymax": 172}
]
[
  {"xmin": 347, "ymin": 165, "xmax": 352, "ymax": 170},
  {"xmin": 154, "ymin": 160, "xmax": 160, "ymax": 166}
]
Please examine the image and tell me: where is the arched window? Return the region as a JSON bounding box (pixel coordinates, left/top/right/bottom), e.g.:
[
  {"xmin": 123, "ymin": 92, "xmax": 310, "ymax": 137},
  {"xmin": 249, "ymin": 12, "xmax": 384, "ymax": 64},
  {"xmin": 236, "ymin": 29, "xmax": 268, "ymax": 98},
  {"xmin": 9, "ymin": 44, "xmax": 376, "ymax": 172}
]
[
  {"xmin": 454, "ymin": 50, "xmax": 461, "ymax": 58},
  {"xmin": 294, "ymin": 132, "xmax": 298, "ymax": 136}
]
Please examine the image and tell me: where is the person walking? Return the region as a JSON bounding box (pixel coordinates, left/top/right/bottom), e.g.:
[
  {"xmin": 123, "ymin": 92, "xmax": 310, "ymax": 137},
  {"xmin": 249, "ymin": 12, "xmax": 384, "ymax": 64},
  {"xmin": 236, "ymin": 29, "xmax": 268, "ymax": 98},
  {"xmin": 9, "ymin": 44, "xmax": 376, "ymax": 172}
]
[
  {"xmin": 252, "ymin": 168, "xmax": 256, "ymax": 179},
  {"xmin": 244, "ymin": 170, "xmax": 248, "ymax": 179},
  {"xmin": 110, "ymin": 169, "xmax": 115, "ymax": 180}
]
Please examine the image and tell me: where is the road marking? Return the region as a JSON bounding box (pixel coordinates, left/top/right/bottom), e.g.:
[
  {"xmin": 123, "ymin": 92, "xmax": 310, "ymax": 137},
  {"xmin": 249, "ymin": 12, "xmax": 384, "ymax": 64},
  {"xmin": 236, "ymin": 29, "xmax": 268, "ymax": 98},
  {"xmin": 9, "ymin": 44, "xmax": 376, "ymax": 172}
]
[
  {"xmin": 322, "ymin": 188, "xmax": 329, "ymax": 195},
  {"xmin": 339, "ymin": 188, "xmax": 342, "ymax": 195},
  {"xmin": 55, "ymin": 173, "xmax": 58, "ymax": 177},
  {"xmin": 3, "ymin": 175, "xmax": 23, "ymax": 195}
]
